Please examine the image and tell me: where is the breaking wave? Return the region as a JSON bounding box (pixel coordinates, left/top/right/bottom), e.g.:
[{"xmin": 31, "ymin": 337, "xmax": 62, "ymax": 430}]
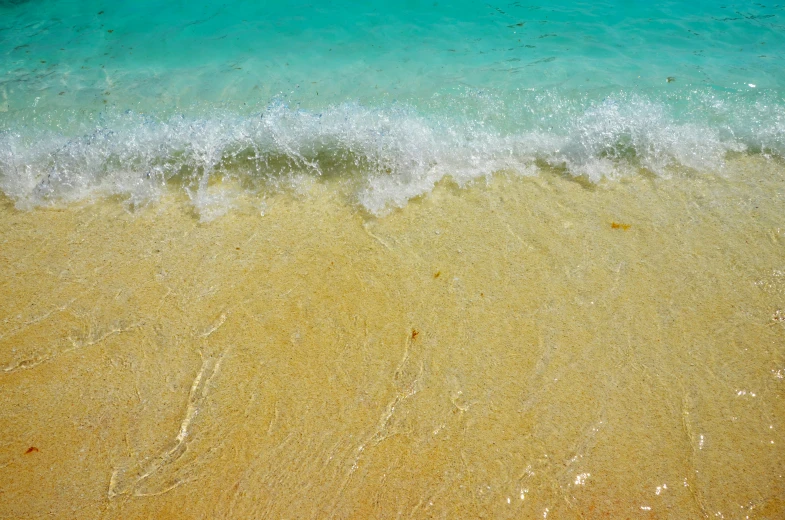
[{"xmin": 1, "ymin": 88, "xmax": 783, "ymax": 217}]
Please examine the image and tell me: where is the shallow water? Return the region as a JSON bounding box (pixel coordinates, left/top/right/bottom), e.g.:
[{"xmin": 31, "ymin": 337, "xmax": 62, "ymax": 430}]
[
  {"xmin": 1, "ymin": 157, "xmax": 784, "ymax": 518},
  {"xmin": 1, "ymin": 1, "xmax": 785, "ymax": 519}
]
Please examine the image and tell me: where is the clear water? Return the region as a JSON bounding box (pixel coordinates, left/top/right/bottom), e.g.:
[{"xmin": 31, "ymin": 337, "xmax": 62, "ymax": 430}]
[
  {"xmin": 2, "ymin": 4, "xmax": 785, "ymax": 517},
  {"xmin": 1, "ymin": 0, "xmax": 784, "ymax": 214}
]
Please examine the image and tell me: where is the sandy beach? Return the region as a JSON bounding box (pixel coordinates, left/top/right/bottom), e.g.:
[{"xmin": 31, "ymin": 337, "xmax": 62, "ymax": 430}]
[{"xmin": 1, "ymin": 157, "xmax": 783, "ymax": 518}]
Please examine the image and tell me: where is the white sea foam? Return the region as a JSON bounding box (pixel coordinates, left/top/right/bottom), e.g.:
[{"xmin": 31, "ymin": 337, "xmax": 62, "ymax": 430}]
[{"xmin": 0, "ymin": 91, "xmax": 782, "ymax": 218}]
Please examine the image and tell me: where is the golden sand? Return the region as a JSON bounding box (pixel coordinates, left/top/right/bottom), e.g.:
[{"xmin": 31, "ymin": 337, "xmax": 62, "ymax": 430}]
[{"xmin": 1, "ymin": 158, "xmax": 784, "ymax": 518}]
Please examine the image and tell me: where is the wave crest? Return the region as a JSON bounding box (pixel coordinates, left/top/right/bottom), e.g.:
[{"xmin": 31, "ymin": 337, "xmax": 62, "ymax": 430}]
[{"xmin": 1, "ymin": 89, "xmax": 782, "ymax": 216}]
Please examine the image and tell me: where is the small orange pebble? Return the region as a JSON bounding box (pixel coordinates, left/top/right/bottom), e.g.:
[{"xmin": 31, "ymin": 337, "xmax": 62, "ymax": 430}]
[
  {"xmin": 411, "ymin": 329, "xmax": 419, "ymax": 340},
  {"xmin": 434, "ymin": 271, "xmax": 441, "ymax": 278},
  {"xmin": 25, "ymin": 447, "xmax": 39, "ymax": 455},
  {"xmin": 611, "ymin": 222, "xmax": 631, "ymax": 230}
]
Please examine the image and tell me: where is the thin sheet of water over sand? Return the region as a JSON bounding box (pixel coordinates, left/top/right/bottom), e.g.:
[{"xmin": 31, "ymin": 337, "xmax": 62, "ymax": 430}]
[{"xmin": 1, "ymin": 157, "xmax": 784, "ymax": 519}]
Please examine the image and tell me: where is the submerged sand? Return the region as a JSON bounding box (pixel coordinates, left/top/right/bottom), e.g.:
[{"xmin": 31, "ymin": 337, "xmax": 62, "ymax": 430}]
[{"xmin": 1, "ymin": 157, "xmax": 784, "ymax": 519}]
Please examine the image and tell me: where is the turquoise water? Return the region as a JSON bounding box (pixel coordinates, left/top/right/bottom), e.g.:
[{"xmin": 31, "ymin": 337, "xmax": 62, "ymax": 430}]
[{"xmin": 1, "ymin": 0, "xmax": 784, "ymax": 214}]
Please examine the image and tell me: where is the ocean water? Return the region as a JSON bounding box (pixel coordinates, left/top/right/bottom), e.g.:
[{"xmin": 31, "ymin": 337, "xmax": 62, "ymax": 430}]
[
  {"xmin": 2, "ymin": 2, "xmax": 785, "ymax": 519},
  {"xmin": 1, "ymin": 0, "xmax": 784, "ymax": 215}
]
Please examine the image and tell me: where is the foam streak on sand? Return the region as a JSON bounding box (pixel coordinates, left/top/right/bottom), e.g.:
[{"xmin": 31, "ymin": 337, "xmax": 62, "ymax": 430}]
[{"xmin": 108, "ymin": 350, "xmax": 227, "ymax": 498}]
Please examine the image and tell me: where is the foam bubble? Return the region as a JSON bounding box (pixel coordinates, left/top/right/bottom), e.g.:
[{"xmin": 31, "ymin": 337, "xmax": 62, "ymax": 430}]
[{"xmin": 0, "ymin": 89, "xmax": 782, "ymax": 217}]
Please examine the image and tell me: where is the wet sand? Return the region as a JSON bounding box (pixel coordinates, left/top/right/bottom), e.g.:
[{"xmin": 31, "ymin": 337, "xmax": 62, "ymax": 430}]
[{"xmin": 1, "ymin": 158, "xmax": 784, "ymax": 519}]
